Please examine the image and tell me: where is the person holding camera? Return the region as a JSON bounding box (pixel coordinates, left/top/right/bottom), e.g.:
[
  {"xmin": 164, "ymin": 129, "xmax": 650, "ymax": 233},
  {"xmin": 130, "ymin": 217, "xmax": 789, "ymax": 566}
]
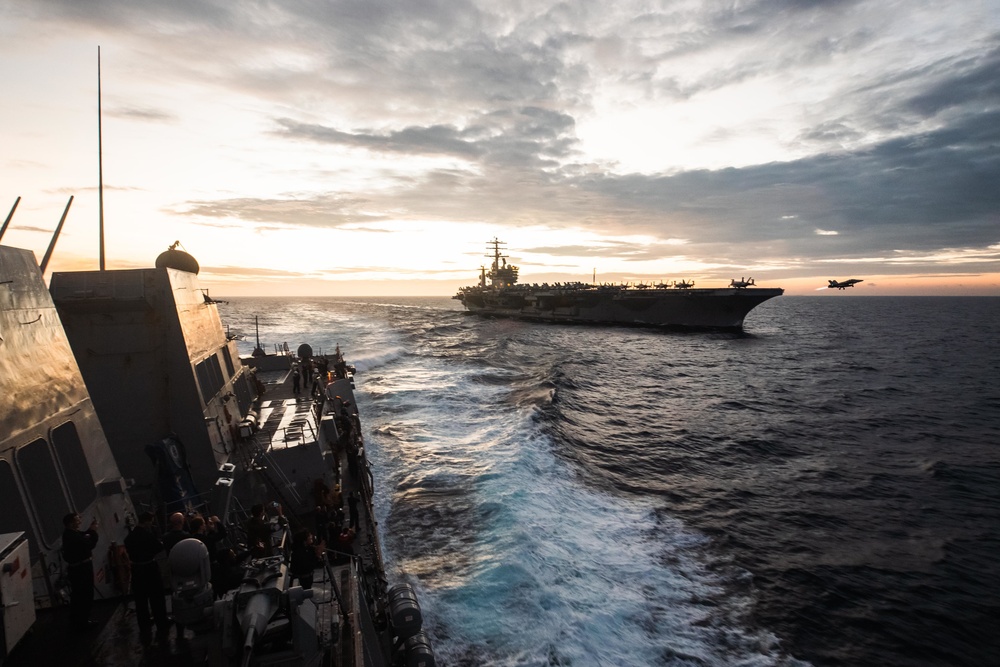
[{"xmin": 61, "ymin": 513, "xmax": 99, "ymax": 631}]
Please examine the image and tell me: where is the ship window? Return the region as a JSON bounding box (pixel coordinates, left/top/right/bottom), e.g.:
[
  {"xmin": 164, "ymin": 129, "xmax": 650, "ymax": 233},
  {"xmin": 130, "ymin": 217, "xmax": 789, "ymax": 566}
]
[
  {"xmin": 196, "ymin": 354, "xmax": 225, "ymax": 404},
  {"xmin": 221, "ymin": 346, "xmax": 236, "ymax": 378},
  {"xmin": 195, "ymin": 359, "xmax": 210, "ymax": 402},
  {"xmin": 15, "ymin": 439, "xmax": 71, "ymax": 548},
  {"xmin": 0, "ymin": 459, "xmax": 38, "ymax": 559},
  {"xmin": 234, "ymin": 372, "xmax": 254, "ymax": 413},
  {"xmin": 210, "ymin": 355, "xmax": 224, "ymax": 393},
  {"xmin": 51, "ymin": 422, "xmax": 97, "ymax": 511}
]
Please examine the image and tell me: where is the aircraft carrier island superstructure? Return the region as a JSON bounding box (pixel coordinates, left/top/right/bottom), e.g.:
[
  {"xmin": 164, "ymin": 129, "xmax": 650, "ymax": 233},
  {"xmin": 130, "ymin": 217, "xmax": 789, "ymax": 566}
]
[{"xmin": 454, "ymin": 239, "xmax": 784, "ymax": 330}]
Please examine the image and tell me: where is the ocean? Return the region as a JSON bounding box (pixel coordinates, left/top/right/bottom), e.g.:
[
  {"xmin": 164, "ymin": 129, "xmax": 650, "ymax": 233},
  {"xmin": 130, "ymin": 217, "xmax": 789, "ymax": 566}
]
[{"xmin": 220, "ymin": 295, "xmax": 1000, "ymax": 667}]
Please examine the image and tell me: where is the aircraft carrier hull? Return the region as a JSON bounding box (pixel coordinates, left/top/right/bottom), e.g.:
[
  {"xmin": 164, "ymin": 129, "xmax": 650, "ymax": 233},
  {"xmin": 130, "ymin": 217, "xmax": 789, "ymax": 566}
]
[{"xmin": 456, "ymin": 287, "xmax": 784, "ymax": 330}]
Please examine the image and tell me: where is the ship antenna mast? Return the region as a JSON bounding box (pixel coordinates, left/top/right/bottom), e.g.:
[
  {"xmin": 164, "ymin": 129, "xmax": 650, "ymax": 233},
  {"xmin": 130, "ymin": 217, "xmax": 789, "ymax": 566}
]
[
  {"xmin": 97, "ymin": 46, "xmax": 106, "ymax": 271},
  {"xmin": 0, "ymin": 197, "xmax": 20, "ymax": 244},
  {"xmin": 485, "ymin": 237, "xmax": 499, "ymax": 287},
  {"xmin": 489, "ymin": 237, "xmax": 504, "ymax": 272}
]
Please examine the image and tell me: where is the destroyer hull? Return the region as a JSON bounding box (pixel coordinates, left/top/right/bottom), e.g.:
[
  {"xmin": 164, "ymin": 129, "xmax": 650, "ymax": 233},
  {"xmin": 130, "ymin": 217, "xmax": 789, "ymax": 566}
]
[{"xmin": 457, "ymin": 287, "xmax": 784, "ymax": 329}]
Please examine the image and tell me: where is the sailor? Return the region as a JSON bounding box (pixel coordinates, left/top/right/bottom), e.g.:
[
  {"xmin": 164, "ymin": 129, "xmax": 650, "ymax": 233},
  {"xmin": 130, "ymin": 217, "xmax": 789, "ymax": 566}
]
[
  {"xmin": 159, "ymin": 511, "xmax": 193, "ymax": 641},
  {"xmin": 333, "ymin": 526, "xmax": 356, "ymax": 564},
  {"xmin": 312, "ymin": 478, "xmax": 333, "ymax": 509},
  {"xmin": 161, "ymin": 512, "xmax": 191, "ymax": 554},
  {"xmin": 246, "ymin": 504, "xmax": 271, "ymax": 556},
  {"xmin": 124, "ymin": 512, "xmax": 169, "ymax": 643},
  {"xmin": 315, "ymin": 504, "xmax": 331, "ymax": 544},
  {"xmin": 61, "ymin": 513, "xmax": 99, "ymax": 631},
  {"xmin": 348, "ymin": 491, "xmax": 360, "ymax": 531},
  {"xmin": 190, "ymin": 515, "xmax": 227, "ymax": 564},
  {"xmin": 340, "ymin": 400, "xmax": 356, "ymax": 449},
  {"xmin": 292, "ymin": 368, "xmax": 301, "ymax": 394},
  {"xmin": 205, "ymin": 515, "xmax": 228, "ymax": 560},
  {"xmin": 289, "ymin": 529, "xmax": 325, "ymax": 589},
  {"xmin": 212, "ymin": 547, "xmax": 249, "ymax": 598},
  {"xmin": 246, "ymin": 503, "xmax": 285, "ymax": 557},
  {"xmin": 330, "ymin": 483, "xmax": 344, "ymax": 527}
]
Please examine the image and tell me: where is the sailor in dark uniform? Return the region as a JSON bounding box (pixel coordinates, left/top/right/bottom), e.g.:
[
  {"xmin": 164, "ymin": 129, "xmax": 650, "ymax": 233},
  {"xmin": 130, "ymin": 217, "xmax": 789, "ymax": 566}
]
[
  {"xmin": 348, "ymin": 491, "xmax": 360, "ymax": 530},
  {"xmin": 61, "ymin": 513, "xmax": 99, "ymax": 631},
  {"xmin": 124, "ymin": 512, "xmax": 169, "ymax": 643},
  {"xmin": 289, "ymin": 529, "xmax": 324, "ymax": 589},
  {"xmin": 161, "ymin": 512, "xmax": 191, "ymax": 554}
]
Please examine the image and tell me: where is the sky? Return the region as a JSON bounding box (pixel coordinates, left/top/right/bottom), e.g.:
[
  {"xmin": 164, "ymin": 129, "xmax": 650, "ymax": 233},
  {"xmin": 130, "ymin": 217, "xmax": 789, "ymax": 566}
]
[{"xmin": 1, "ymin": 0, "xmax": 999, "ymax": 297}]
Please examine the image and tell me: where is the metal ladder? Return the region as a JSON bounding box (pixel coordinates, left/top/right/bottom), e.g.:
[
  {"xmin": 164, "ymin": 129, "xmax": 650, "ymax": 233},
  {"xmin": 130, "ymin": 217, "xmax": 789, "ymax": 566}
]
[{"xmin": 246, "ymin": 433, "xmax": 305, "ymax": 518}]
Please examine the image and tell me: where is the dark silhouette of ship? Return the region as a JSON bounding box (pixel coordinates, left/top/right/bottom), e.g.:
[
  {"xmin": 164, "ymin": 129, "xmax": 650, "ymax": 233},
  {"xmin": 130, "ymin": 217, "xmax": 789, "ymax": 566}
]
[{"xmin": 454, "ymin": 238, "xmax": 784, "ymax": 330}]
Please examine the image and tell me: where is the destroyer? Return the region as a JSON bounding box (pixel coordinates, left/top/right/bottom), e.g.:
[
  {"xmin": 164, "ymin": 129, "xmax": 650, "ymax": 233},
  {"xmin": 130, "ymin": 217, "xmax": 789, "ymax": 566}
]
[
  {"xmin": 1, "ymin": 234, "xmax": 433, "ymax": 665},
  {"xmin": 454, "ymin": 238, "xmax": 783, "ymax": 330}
]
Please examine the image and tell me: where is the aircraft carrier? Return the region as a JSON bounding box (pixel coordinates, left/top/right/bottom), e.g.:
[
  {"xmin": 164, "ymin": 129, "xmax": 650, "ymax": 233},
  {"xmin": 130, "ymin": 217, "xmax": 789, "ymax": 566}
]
[{"xmin": 454, "ymin": 239, "xmax": 784, "ymax": 330}]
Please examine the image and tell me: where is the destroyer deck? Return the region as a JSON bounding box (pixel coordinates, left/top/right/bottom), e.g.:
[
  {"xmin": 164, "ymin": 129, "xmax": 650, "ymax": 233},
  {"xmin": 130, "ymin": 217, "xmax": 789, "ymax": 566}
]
[{"xmin": 5, "ymin": 353, "xmax": 390, "ymax": 667}]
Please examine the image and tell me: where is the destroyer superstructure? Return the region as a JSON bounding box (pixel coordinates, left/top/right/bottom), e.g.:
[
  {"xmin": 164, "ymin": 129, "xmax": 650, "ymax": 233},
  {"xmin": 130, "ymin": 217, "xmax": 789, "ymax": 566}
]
[
  {"xmin": 49, "ymin": 246, "xmax": 257, "ymax": 509},
  {"xmin": 454, "ymin": 238, "xmax": 783, "ymax": 330}
]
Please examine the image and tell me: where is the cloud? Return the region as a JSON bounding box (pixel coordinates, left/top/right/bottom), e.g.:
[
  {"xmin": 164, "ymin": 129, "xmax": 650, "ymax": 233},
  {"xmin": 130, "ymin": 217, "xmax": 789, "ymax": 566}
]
[
  {"xmin": 5, "ymin": 0, "xmax": 999, "ymax": 285},
  {"xmin": 273, "ymin": 104, "xmax": 579, "ymax": 170},
  {"xmin": 273, "ymin": 118, "xmax": 484, "ymax": 159},
  {"xmin": 906, "ymin": 42, "xmax": 1000, "ymax": 117},
  {"xmin": 4, "ymin": 225, "xmax": 51, "ymax": 235},
  {"xmin": 176, "ymin": 102, "xmax": 999, "ymax": 275},
  {"xmin": 524, "ymin": 239, "xmax": 687, "ymax": 260},
  {"xmin": 179, "ymin": 194, "xmax": 387, "ymax": 228},
  {"xmin": 315, "ymin": 265, "xmax": 473, "ymax": 276},
  {"xmin": 106, "ymin": 106, "xmax": 177, "ymax": 123},
  {"xmin": 202, "ymin": 265, "xmax": 311, "ymax": 278},
  {"xmin": 573, "ymin": 108, "xmax": 1000, "ymax": 261}
]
